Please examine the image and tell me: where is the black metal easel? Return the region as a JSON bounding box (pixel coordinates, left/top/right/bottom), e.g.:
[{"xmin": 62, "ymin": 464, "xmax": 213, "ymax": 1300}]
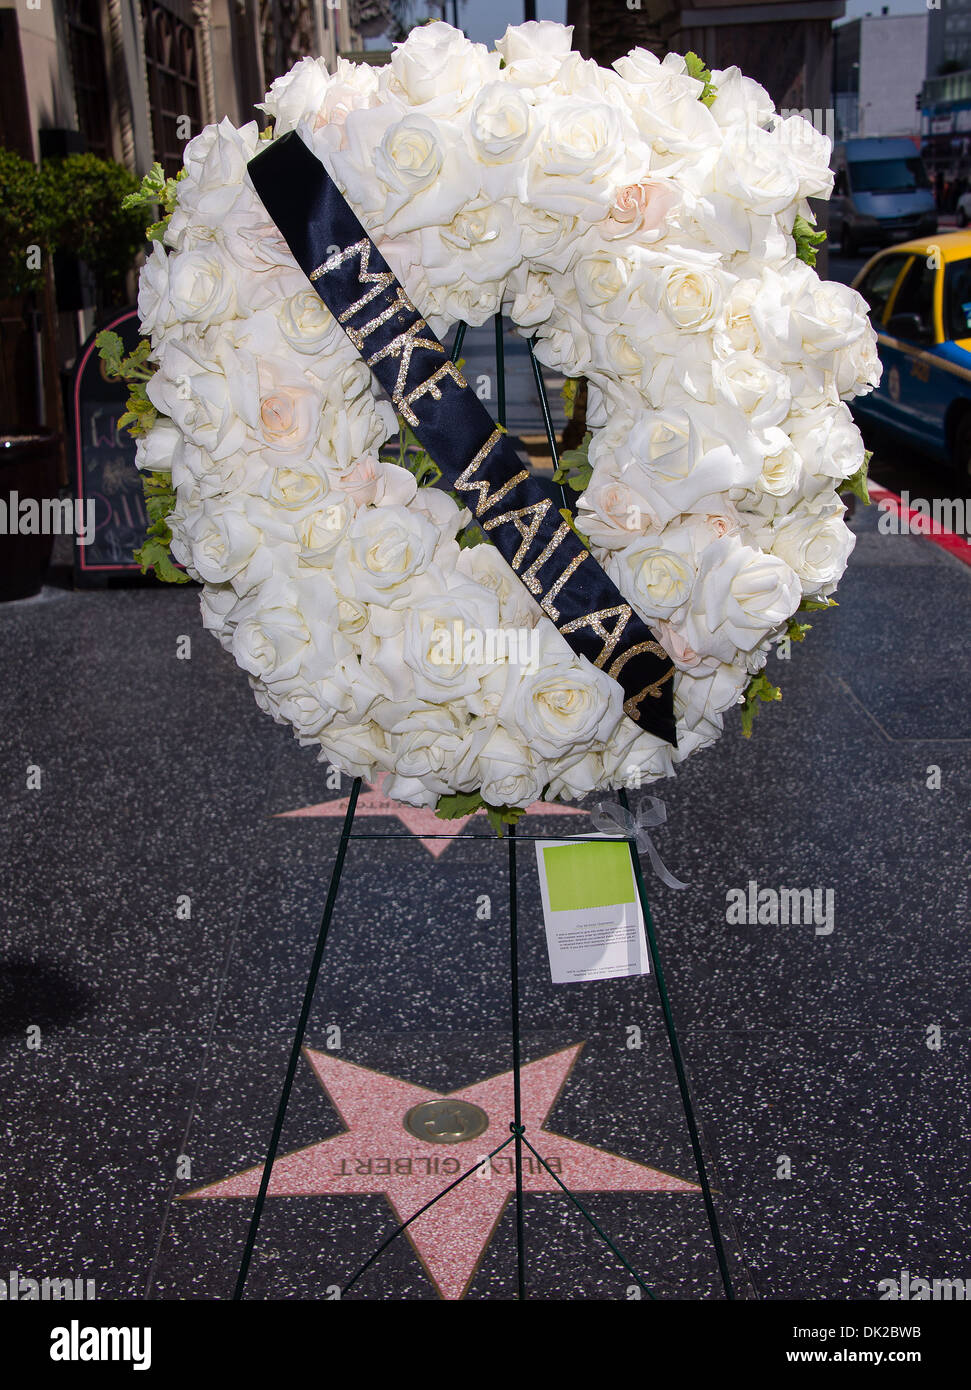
[{"xmin": 231, "ymin": 317, "xmax": 736, "ymax": 1301}]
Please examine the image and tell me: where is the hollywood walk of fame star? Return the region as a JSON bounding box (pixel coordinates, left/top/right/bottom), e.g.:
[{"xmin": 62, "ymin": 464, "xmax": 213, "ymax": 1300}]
[
  {"xmin": 275, "ymin": 773, "xmax": 589, "ymax": 858},
  {"xmin": 184, "ymin": 1044, "xmax": 698, "ymax": 1299}
]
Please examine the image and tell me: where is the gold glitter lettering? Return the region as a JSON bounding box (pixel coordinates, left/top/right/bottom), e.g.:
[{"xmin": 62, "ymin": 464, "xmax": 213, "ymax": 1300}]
[
  {"xmin": 397, "ymin": 361, "xmax": 467, "ymax": 427},
  {"xmin": 368, "ymin": 320, "xmax": 445, "ymax": 412},
  {"xmin": 309, "ymin": 238, "xmax": 395, "ymax": 320},
  {"xmin": 559, "ymin": 605, "xmax": 632, "ymax": 669},
  {"xmin": 453, "ymin": 431, "xmax": 530, "ymax": 518},
  {"xmin": 482, "ymin": 500, "xmax": 551, "ymax": 570},
  {"xmin": 518, "ymin": 522, "xmax": 573, "ymax": 597},
  {"xmin": 345, "ymin": 286, "xmax": 414, "ymax": 352}
]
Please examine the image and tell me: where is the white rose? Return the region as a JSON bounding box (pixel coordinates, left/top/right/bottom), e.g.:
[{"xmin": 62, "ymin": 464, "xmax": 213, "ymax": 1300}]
[
  {"xmin": 171, "ymin": 501, "xmax": 261, "ymax": 583},
  {"xmin": 682, "ymin": 534, "xmax": 801, "ymax": 662},
  {"xmin": 674, "ymin": 661, "xmax": 748, "ymax": 734},
  {"xmin": 496, "ymin": 20, "xmax": 574, "ymax": 85},
  {"xmin": 794, "ymin": 279, "xmax": 869, "ymax": 357},
  {"xmin": 374, "ymin": 114, "xmax": 471, "ymax": 236},
  {"xmin": 574, "ymin": 250, "xmax": 633, "ymax": 314},
  {"xmin": 500, "ymin": 620, "xmax": 622, "ymax": 759},
  {"xmin": 382, "ymin": 707, "xmax": 483, "ymax": 807},
  {"xmin": 373, "ymin": 583, "xmax": 500, "ymax": 705},
  {"xmin": 456, "ymin": 539, "xmax": 543, "ymax": 628},
  {"xmin": 834, "ymin": 329, "xmax": 883, "ymax": 399},
  {"xmin": 658, "ymin": 263, "xmax": 722, "ymax": 332},
  {"xmin": 277, "ymin": 290, "xmax": 343, "ymax": 357},
  {"xmin": 608, "ymin": 531, "xmax": 696, "ymax": 622},
  {"xmin": 769, "ymin": 495, "xmax": 855, "ymax": 597},
  {"xmin": 421, "ymin": 200, "xmax": 522, "ymax": 288},
  {"xmin": 316, "ymin": 721, "xmax": 391, "ymax": 783},
  {"xmin": 340, "ymin": 505, "xmax": 440, "ymax": 604},
  {"xmin": 135, "ymin": 419, "xmax": 181, "ymax": 474},
  {"xmin": 230, "ymin": 578, "xmax": 310, "ymax": 685},
  {"xmin": 475, "ymin": 727, "xmax": 545, "ymax": 809},
  {"xmin": 715, "ymin": 125, "xmax": 801, "ymax": 215},
  {"xmin": 469, "ymin": 83, "xmax": 535, "ymax": 164},
  {"xmin": 712, "ymin": 352, "xmax": 791, "ymax": 431},
  {"xmin": 390, "ymin": 22, "xmax": 499, "ymax": 111},
  {"xmin": 510, "ymin": 269, "xmax": 555, "ymax": 330},
  {"xmin": 166, "ymin": 118, "xmax": 259, "ymax": 244},
  {"xmin": 787, "ymin": 402, "xmax": 865, "ymax": 483},
  {"xmin": 147, "ymin": 337, "xmax": 248, "ymax": 461},
  {"xmin": 529, "ymin": 99, "xmax": 625, "ymax": 220},
  {"xmin": 259, "ymin": 56, "xmax": 330, "ymax": 134},
  {"xmin": 771, "ymin": 112, "xmax": 834, "ymax": 200}
]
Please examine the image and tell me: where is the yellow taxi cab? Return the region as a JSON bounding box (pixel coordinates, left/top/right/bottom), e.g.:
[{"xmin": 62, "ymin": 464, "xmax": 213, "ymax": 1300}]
[{"xmin": 850, "ymin": 231, "xmax": 971, "ymax": 478}]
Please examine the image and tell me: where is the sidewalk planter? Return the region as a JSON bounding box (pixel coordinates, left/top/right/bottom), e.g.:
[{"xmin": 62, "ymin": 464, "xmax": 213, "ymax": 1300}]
[{"xmin": 0, "ymin": 431, "xmax": 60, "ymax": 601}]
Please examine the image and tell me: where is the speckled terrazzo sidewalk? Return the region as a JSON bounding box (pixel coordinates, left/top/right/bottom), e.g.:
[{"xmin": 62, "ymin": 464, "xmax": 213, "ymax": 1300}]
[{"xmin": 0, "ymin": 497, "xmax": 968, "ymax": 1300}]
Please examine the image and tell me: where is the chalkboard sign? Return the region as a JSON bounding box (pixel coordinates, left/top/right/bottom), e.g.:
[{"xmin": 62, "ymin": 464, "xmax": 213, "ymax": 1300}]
[{"xmin": 73, "ymin": 308, "xmax": 153, "ymax": 584}]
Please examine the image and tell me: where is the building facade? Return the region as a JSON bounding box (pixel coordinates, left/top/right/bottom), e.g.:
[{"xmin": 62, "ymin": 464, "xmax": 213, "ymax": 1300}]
[
  {"xmin": 926, "ymin": 0, "xmax": 971, "ymax": 81},
  {"xmin": 833, "ymin": 12, "xmax": 929, "ymax": 141},
  {"xmin": 0, "ymin": 0, "xmax": 365, "ymax": 172}
]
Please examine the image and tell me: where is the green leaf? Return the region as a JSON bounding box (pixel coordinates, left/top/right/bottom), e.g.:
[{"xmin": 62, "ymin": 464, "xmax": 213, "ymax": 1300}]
[
  {"xmin": 740, "ymin": 672, "xmax": 782, "ymax": 738},
  {"xmin": 786, "ymin": 617, "xmax": 812, "ymax": 643},
  {"xmin": 485, "ymin": 804, "xmax": 527, "ymax": 838},
  {"xmin": 840, "ymin": 449, "xmax": 871, "ymax": 505},
  {"xmin": 133, "ymin": 534, "xmax": 188, "ymax": 584},
  {"xmin": 798, "ymin": 595, "xmax": 838, "ymax": 612},
  {"xmin": 683, "ymin": 51, "xmax": 718, "ymax": 107},
  {"xmin": 95, "ymin": 330, "xmax": 125, "ymax": 376},
  {"xmin": 457, "ymin": 522, "xmax": 487, "ymax": 549},
  {"xmin": 793, "ymin": 212, "xmax": 827, "ymax": 267},
  {"xmin": 558, "ymin": 507, "xmax": 592, "ymax": 550},
  {"xmin": 552, "ymin": 431, "xmax": 592, "ymax": 492},
  {"xmin": 561, "ymin": 377, "xmax": 579, "ymax": 421},
  {"xmin": 435, "ymin": 790, "xmax": 485, "ymax": 821}
]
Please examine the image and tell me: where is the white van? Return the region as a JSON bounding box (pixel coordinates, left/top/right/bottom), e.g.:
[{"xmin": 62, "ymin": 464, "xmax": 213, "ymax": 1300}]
[{"xmin": 831, "ymin": 138, "xmax": 937, "ymax": 255}]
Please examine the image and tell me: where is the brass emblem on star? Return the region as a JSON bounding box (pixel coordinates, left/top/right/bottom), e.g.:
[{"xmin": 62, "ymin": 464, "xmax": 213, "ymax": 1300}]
[{"xmin": 403, "ymin": 1099, "xmax": 490, "ymax": 1145}]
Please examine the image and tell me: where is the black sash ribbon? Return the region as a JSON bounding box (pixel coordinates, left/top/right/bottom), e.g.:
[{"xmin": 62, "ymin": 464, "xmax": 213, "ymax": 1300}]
[{"xmin": 248, "ymin": 131, "xmax": 676, "ymax": 745}]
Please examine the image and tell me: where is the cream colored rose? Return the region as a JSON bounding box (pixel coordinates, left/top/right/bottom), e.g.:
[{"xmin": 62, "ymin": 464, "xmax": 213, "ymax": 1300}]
[
  {"xmin": 374, "ymin": 114, "xmax": 470, "ymax": 235},
  {"xmin": 659, "ymin": 264, "xmax": 722, "ymax": 332},
  {"xmin": 683, "ymin": 534, "xmax": 801, "ymax": 662},
  {"xmin": 499, "ymin": 620, "xmax": 622, "ymax": 760},
  {"xmin": 469, "ymin": 83, "xmax": 534, "ymax": 163},
  {"xmin": 277, "ymin": 290, "xmax": 341, "ymax": 356},
  {"xmin": 389, "ymin": 21, "xmax": 499, "ymax": 110},
  {"xmin": 340, "ymin": 505, "xmax": 441, "ymax": 604},
  {"xmin": 769, "ymin": 495, "xmax": 855, "ymax": 597},
  {"xmin": 618, "ymin": 538, "xmax": 696, "ymax": 621}
]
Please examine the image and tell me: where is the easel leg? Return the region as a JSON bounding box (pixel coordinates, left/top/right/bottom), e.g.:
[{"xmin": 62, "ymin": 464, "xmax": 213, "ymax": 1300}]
[
  {"xmin": 232, "ymin": 777, "xmax": 362, "ymax": 1300},
  {"xmin": 508, "ymin": 821, "xmax": 526, "ymax": 1300},
  {"xmin": 619, "ymin": 787, "xmax": 735, "ymax": 1299}
]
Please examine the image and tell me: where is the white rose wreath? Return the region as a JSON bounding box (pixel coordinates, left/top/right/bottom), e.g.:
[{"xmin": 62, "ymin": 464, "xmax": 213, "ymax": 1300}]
[{"xmin": 110, "ymin": 20, "xmax": 880, "ymax": 821}]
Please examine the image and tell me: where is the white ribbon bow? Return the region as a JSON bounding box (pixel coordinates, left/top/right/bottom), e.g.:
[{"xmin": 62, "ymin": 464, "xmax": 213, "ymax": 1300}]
[{"xmin": 590, "ymin": 798, "xmax": 689, "ymax": 892}]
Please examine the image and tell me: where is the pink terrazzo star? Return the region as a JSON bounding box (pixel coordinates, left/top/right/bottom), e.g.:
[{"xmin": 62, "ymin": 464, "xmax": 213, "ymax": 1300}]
[
  {"xmin": 185, "ymin": 1044, "xmax": 698, "ymax": 1299},
  {"xmin": 275, "ymin": 773, "xmax": 588, "ymax": 858}
]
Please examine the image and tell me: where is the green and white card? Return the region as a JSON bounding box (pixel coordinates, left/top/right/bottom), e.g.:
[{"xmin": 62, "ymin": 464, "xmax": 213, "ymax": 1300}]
[{"xmin": 534, "ymin": 839, "xmax": 649, "ymax": 984}]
